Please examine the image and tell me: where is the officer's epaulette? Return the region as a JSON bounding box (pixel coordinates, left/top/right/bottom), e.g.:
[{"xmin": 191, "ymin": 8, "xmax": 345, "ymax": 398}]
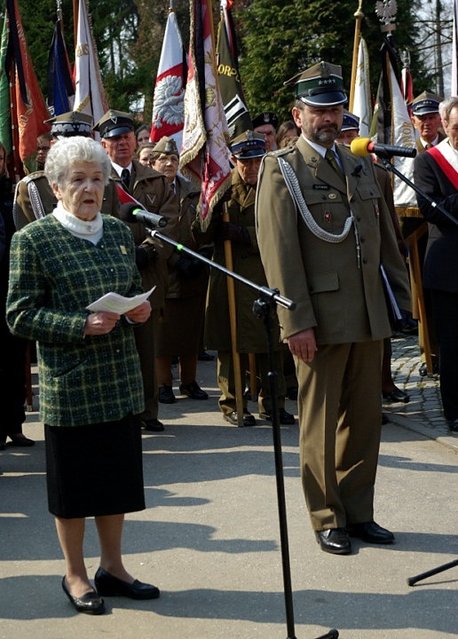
[
  {"xmin": 22, "ymin": 170, "xmax": 47, "ymax": 184},
  {"xmin": 269, "ymin": 145, "xmax": 295, "ymax": 158}
]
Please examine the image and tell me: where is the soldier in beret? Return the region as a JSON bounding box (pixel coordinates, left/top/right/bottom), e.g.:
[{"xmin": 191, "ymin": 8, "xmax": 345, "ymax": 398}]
[
  {"xmin": 256, "ymin": 61, "xmax": 411, "ymax": 555},
  {"xmin": 13, "ymin": 112, "xmax": 118, "ymax": 230},
  {"xmin": 253, "ymin": 111, "xmax": 279, "ymax": 152},
  {"xmin": 95, "ymin": 110, "xmax": 179, "ymax": 433},
  {"xmin": 199, "ymin": 130, "xmax": 294, "ymax": 427}
]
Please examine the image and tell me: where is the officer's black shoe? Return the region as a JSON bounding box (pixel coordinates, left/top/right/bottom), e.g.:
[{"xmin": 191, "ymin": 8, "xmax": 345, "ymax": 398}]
[
  {"xmin": 159, "ymin": 385, "xmax": 176, "ymax": 404},
  {"xmin": 347, "ymin": 521, "xmax": 395, "ymax": 544},
  {"xmin": 316, "ymin": 528, "xmax": 352, "ymax": 555},
  {"xmin": 259, "ymin": 408, "xmax": 296, "ymax": 425},
  {"xmin": 141, "ymin": 418, "xmax": 165, "ymax": 432},
  {"xmin": 223, "ymin": 411, "xmax": 256, "ymax": 427},
  {"xmin": 179, "ymin": 381, "xmax": 208, "ymax": 400}
]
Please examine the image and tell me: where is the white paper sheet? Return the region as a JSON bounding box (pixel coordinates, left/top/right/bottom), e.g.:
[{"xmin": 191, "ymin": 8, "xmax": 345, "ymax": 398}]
[{"xmin": 86, "ymin": 287, "xmax": 156, "ymax": 314}]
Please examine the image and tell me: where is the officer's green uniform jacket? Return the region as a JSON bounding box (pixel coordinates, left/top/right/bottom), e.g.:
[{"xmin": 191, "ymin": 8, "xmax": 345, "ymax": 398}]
[
  {"xmin": 113, "ymin": 159, "xmax": 179, "ymax": 311},
  {"xmin": 256, "ymin": 136, "xmax": 411, "ymax": 344},
  {"xmin": 204, "ymin": 167, "xmax": 281, "ymax": 353}
]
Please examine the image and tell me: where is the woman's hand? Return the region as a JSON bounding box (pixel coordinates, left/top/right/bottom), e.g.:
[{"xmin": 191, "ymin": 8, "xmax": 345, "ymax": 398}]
[
  {"xmin": 124, "ymin": 300, "xmax": 151, "ymax": 324},
  {"xmin": 84, "ymin": 311, "xmax": 121, "ymax": 336}
]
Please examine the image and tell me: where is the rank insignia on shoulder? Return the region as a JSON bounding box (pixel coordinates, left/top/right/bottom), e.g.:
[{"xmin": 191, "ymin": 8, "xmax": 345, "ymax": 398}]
[
  {"xmin": 271, "ymin": 146, "xmax": 292, "ymax": 157},
  {"xmin": 313, "ymin": 184, "xmax": 329, "ymax": 190},
  {"xmin": 324, "ymin": 211, "xmax": 332, "ymax": 223},
  {"xmin": 120, "ymin": 245, "xmax": 127, "ymax": 255}
]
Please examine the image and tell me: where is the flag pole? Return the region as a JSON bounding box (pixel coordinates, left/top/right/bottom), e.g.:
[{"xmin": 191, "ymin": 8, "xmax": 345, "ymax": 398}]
[
  {"xmin": 223, "ymin": 206, "xmax": 245, "ymax": 428},
  {"xmin": 349, "ymin": 0, "xmax": 364, "ymax": 112},
  {"xmin": 210, "ymin": 0, "xmax": 245, "ymax": 426},
  {"xmin": 73, "ymin": 0, "xmax": 78, "ymax": 53}
]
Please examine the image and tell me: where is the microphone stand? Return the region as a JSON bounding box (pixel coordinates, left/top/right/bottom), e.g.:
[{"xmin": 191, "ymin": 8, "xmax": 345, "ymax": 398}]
[
  {"xmin": 376, "ymin": 154, "xmax": 458, "ymax": 587},
  {"xmin": 146, "ymin": 227, "xmax": 339, "ymax": 639}
]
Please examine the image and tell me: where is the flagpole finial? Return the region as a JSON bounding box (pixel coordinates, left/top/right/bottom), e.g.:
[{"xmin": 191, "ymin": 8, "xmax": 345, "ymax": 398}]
[
  {"xmin": 354, "ymin": 0, "xmax": 364, "ymax": 20},
  {"xmin": 400, "ymin": 49, "xmax": 411, "ymax": 69},
  {"xmin": 375, "ymin": 0, "xmax": 397, "ymax": 32}
]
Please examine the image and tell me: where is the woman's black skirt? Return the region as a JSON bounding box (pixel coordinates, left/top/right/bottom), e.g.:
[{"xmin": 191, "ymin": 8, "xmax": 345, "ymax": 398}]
[{"xmin": 45, "ymin": 415, "xmax": 145, "ymax": 518}]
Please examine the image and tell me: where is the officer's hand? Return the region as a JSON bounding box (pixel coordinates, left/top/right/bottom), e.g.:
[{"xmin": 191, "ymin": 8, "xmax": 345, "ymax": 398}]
[
  {"xmin": 218, "ymin": 222, "xmax": 251, "ymax": 244},
  {"xmin": 175, "ymin": 255, "xmax": 204, "ymax": 279},
  {"xmin": 287, "ymin": 328, "xmax": 317, "ymax": 363}
]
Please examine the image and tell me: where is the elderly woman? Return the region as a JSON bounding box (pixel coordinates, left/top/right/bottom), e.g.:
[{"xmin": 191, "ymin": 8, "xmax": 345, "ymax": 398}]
[{"xmin": 7, "ymin": 137, "xmax": 158, "ymax": 615}]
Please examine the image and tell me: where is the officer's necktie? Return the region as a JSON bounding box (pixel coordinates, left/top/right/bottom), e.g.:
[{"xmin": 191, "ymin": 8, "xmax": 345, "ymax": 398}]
[
  {"xmin": 121, "ymin": 168, "xmax": 130, "ymax": 190},
  {"xmin": 325, "ymin": 149, "xmax": 344, "ymax": 180}
]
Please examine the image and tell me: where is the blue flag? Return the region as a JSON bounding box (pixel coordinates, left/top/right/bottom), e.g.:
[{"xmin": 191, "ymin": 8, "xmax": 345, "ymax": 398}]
[{"xmin": 47, "ymin": 20, "xmax": 74, "ymax": 116}]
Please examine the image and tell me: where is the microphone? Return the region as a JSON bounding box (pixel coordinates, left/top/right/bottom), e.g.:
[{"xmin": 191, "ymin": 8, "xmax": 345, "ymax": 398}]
[
  {"xmin": 350, "ymin": 137, "xmax": 417, "ymax": 159},
  {"xmin": 119, "ymin": 203, "xmax": 168, "ymax": 228}
]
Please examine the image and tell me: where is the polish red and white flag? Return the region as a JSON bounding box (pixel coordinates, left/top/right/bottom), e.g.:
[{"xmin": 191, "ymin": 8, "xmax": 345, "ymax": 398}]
[{"xmin": 150, "ymin": 10, "xmax": 186, "ymax": 150}]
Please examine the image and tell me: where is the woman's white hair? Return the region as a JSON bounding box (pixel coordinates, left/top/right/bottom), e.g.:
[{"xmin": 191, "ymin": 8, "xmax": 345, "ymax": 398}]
[{"xmin": 45, "ymin": 136, "xmax": 111, "ymax": 187}]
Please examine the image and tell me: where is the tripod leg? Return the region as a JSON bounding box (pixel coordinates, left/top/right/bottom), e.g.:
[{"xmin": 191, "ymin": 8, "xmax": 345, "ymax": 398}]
[
  {"xmin": 407, "ymin": 559, "xmax": 458, "ymax": 586},
  {"xmin": 314, "ymin": 630, "xmax": 339, "ymax": 639}
]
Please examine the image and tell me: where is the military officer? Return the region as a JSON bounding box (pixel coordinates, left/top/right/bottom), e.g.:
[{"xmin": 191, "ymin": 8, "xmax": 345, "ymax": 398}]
[
  {"xmin": 256, "ymin": 61, "xmax": 411, "ymax": 554},
  {"xmin": 150, "ymin": 136, "xmax": 208, "ymax": 404},
  {"xmin": 201, "ymin": 130, "xmax": 294, "ymax": 427},
  {"xmin": 407, "ymin": 92, "xmax": 445, "ymax": 373},
  {"xmin": 336, "ymin": 110, "xmax": 360, "ymax": 146},
  {"xmin": 252, "ymin": 112, "xmax": 278, "ymax": 152},
  {"xmin": 94, "ymin": 110, "xmax": 179, "ymax": 433},
  {"xmin": 410, "ymin": 91, "xmax": 445, "ymax": 152}
]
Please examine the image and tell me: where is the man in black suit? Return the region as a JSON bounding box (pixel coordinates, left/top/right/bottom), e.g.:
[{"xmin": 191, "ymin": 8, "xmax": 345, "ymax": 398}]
[{"xmin": 413, "ymin": 96, "xmax": 458, "ymax": 433}]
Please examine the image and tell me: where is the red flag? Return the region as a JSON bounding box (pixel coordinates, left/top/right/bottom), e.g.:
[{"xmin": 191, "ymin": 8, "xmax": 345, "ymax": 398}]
[
  {"xmin": 5, "ymin": 0, "xmax": 51, "ymax": 174},
  {"xmin": 180, "ymin": 0, "xmax": 231, "ymax": 230},
  {"xmin": 115, "ymin": 182, "xmax": 144, "ymax": 208},
  {"xmin": 401, "ymin": 67, "xmax": 414, "ymax": 105},
  {"xmin": 151, "ymin": 10, "xmax": 186, "ymax": 149}
]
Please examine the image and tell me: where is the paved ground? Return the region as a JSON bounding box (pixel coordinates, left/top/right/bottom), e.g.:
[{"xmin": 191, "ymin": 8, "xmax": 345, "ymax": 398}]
[{"xmin": 1, "ymin": 333, "xmax": 457, "ymax": 639}]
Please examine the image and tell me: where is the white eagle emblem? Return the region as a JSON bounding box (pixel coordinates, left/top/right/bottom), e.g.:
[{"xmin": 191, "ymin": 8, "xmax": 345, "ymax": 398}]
[
  {"xmin": 152, "ymin": 75, "xmax": 184, "ymax": 128},
  {"xmin": 375, "ymin": 0, "xmax": 397, "ymax": 26}
]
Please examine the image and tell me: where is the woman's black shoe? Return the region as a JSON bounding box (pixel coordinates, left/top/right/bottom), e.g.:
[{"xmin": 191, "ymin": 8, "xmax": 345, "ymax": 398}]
[
  {"xmin": 94, "ymin": 567, "xmax": 160, "ymax": 600},
  {"xmin": 62, "ymin": 577, "xmax": 105, "ymax": 615},
  {"xmin": 7, "ymin": 434, "xmax": 35, "ymax": 447}
]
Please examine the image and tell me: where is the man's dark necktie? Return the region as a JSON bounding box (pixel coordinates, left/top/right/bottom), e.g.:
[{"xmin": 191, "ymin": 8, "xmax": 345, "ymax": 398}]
[
  {"xmin": 121, "ymin": 168, "xmax": 130, "ymax": 190},
  {"xmin": 325, "ymin": 149, "xmax": 344, "ymax": 180}
]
